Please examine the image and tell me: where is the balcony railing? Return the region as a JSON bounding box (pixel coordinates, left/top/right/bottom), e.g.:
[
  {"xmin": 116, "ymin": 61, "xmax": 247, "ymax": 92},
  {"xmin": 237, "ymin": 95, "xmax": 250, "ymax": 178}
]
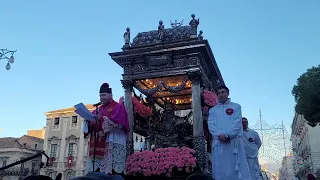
[
  {"xmin": 0, "ymin": 151, "xmax": 49, "ymax": 174},
  {"xmin": 0, "ymin": 167, "xmax": 30, "ymax": 176}
]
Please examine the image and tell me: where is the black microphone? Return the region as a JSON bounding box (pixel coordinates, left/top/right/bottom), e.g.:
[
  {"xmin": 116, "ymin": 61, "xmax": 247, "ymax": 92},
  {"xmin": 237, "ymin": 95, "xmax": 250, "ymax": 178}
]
[{"xmin": 93, "ymin": 102, "xmax": 101, "ymax": 107}]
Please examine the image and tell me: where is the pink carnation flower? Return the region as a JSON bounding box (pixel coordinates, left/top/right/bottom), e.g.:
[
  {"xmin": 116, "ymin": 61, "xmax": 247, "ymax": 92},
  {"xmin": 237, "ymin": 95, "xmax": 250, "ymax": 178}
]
[
  {"xmin": 203, "ymin": 90, "xmax": 218, "ymax": 107},
  {"xmin": 126, "ymin": 147, "xmax": 197, "ymax": 177}
]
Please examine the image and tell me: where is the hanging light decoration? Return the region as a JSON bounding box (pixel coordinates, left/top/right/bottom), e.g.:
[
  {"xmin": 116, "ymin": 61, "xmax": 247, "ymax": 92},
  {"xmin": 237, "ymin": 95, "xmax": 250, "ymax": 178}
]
[{"xmin": 0, "ymin": 49, "xmax": 17, "ymax": 70}]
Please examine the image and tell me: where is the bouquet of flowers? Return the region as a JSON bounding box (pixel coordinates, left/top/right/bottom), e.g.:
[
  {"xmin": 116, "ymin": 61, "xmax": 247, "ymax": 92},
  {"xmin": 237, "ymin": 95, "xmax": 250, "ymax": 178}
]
[
  {"xmin": 126, "ymin": 147, "xmax": 197, "ymax": 177},
  {"xmin": 203, "ymin": 90, "xmax": 218, "ymax": 107}
]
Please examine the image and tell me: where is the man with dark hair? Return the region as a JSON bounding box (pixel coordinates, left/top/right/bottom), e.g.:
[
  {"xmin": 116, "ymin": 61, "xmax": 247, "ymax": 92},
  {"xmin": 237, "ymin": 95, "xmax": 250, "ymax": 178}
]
[
  {"xmin": 83, "ymin": 83, "xmax": 129, "ymax": 175},
  {"xmin": 208, "ymin": 85, "xmax": 251, "ymax": 180},
  {"xmin": 242, "ymin": 117, "xmax": 262, "ymax": 180}
]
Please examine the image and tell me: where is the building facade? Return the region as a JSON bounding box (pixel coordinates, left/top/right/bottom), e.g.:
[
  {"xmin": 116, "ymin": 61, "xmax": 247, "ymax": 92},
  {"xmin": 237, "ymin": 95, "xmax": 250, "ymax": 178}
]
[
  {"xmin": 41, "ymin": 104, "xmax": 147, "ymax": 180},
  {"xmin": 27, "ymin": 128, "xmax": 46, "ymax": 139},
  {"xmin": 291, "ymin": 113, "xmax": 320, "ymax": 178},
  {"xmin": 279, "ymin": 155, "xmax": 294, "ymax": 180},
  {"xmin": 0, "ymin": 135, "xmax": 44, "ymax": 180}
]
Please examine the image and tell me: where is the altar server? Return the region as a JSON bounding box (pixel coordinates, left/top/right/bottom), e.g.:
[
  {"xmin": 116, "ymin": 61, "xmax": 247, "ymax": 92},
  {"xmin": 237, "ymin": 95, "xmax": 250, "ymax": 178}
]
[
  {"xmin": 242, "ymin": 117, "xmax": 262, "ymax": 180},
  {"xmin": 208, "ymin": 85, "xmax": 251, "ymax": 180}
]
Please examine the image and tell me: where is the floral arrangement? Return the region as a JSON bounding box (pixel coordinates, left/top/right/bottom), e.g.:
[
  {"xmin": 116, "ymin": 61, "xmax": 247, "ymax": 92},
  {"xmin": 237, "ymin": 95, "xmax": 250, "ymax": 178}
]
[
  {"xmin": 132, "ymin": 97, "xmax": 153, "ymax": 118},
  {"xmin": 126, "ymin": 147, "xmax": 197, "ymax": 177},
  {"xmin": 203, "ymin": 90, "xmax": 218, "ymax": 107},
  {"xmin": 119, "ymin": 96, "xmax": 153, "ymax": 118}
]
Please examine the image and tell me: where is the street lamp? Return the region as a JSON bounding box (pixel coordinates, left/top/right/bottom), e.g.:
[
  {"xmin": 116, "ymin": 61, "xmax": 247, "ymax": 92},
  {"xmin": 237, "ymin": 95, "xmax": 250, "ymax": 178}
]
[{"xmin": 0, "ymin": 49, "xmax": 17, "ymax": 70}]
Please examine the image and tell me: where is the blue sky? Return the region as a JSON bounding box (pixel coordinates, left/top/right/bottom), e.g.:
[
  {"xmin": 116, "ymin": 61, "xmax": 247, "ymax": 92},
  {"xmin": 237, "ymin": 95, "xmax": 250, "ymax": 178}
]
[{"xmin": 0, "ymin": 0, "xmax": 319, "ymax": 138}]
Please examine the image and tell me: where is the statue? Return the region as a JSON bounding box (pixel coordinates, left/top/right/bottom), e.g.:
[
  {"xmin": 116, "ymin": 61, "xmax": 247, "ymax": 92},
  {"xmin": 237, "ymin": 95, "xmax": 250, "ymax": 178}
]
[
  {"xmin": 151, "ymin": 101, "xmax": 192, "ymax": 148},
  {"xmin": 189, "ymin": 14, "xmax": 199, "ymax": 38},
  {"xmin": 198, "ymin": 30, "xmax": 204, "ymax": 40},
  {"xmin": 158, "ymin": 20, "xmax": 165, "ymax": 41},
  {"xmin": 123, "ymin": 27, "xmax": 130, "ymax": 49}
]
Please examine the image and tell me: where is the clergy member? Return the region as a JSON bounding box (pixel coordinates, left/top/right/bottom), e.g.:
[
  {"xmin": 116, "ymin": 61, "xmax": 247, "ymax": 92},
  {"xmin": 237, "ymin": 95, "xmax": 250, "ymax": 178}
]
[
  {"xmin": 84, "ymin": 83, "xmax": 129, "ymax": 175},
  {"xmin": 242, "ymin": 117, "xmax": 262, "ymax": 180},
  {"xmin": 208, "ymin": 85, "xmax": 251, "ymax": 180}
]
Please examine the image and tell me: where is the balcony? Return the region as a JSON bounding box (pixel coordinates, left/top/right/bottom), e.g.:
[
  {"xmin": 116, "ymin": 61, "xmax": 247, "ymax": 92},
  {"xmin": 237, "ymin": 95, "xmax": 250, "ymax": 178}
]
[{"xmin": 0, "ymin": 167, "xmax": 30, "ymax": 176}]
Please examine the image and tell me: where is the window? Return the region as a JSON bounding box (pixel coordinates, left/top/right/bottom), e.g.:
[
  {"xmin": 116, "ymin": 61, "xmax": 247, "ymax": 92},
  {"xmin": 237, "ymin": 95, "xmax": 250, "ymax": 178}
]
[
  {"xmin": 50, "ymin": 144, "xmax": 57, "ymax": 157},
  {"xmin": 71, "ymin": 116, "xmax": 78, "ymax": 129},
  {"xmin": 2, "ymin": 160, "xmax": 6, "ymax": 167},
  {"xmin": 68, "ymin": 143, "xmax": 75, "ymax": 156},
  {"xmin": 72, "ymin": 116, "xmax": 77, "ymax": 124},
  {"xmin": 34, "ymin": 144, "xmax": 38, "ymax": 150},
  {"xmin": 48, "ymin": 172, "xmax": 54, "ymax": 179},
  {"xmin": 54, "ymin": 118, "xmax": 60, "ymax": 125},
  {"xmin": 20, "ymin": 160, "xmax": 24, "ymax": 171},
  {"xmin": 31, "ymin": 162, "xmax": 36, "ymax": 173},
  {"xmin": 66, "ymin": 172, "xmax": 74, "ymax": 180}
]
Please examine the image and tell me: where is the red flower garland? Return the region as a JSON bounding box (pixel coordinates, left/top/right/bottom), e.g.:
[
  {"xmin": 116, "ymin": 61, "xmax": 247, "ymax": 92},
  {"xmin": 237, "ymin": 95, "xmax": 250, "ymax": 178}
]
[
  {"xmin": 119, "ymin": 96, "xmax": 153, "ymax": 118},
  {"xmin": 132, "ymin": 97, "xmax": 153, "ymax": 118}
]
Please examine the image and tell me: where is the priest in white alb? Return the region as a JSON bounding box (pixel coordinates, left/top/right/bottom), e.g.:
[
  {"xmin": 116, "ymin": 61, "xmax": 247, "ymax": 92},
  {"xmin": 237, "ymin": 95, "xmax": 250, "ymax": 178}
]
[
  {"xmin": 242, "ymin": 117, "xmax": 262, "ymax": 180},
  {"xmin": 208, "ymin": 85, "xmax": 251, "ymax": 180}
]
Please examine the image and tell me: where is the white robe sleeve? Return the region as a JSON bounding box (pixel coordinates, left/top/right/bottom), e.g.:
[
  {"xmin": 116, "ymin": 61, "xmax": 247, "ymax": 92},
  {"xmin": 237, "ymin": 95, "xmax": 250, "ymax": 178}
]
[
  {"xmin": 82, "ymin": 121, "xmax": 88, "ymax": 133},
  {"xmin": 208, "ymin": 108, "xmax": 222, "ymax": 139},
  {"xmin": 254, "ymin": 130, "xmax": 262, "ymax": 149},
  {"xmin": 226, "ymin": 104, "xmax": 242, "ymax": 138}
]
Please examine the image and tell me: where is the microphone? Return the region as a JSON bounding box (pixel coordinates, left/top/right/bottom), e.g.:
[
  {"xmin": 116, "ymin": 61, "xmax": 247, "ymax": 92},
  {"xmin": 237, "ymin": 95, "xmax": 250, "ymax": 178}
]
[{"xmin": 93, "ymin": 102, "xmax": 101, "ymax": 107}]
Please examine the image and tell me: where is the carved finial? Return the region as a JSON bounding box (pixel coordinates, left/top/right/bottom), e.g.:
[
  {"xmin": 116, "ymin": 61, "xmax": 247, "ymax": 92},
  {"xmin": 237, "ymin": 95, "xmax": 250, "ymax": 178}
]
[
  {"xmin": 198, "ymin": 30, "xmax": 204, "ymax": 40},
  {"xmin": 189, "ymin": 14, "xmax": 200, "ymax": 38},
  {"xmin": 158, "ymin": 20, "xmax": 165, "ymax": 41},
  {"xmin": 122, "ymin": 27, "xmax": 131, "ymax": 50},
  {"xmin": 170, "ymin": 19, "xmax": 184, "ymax": 28}
]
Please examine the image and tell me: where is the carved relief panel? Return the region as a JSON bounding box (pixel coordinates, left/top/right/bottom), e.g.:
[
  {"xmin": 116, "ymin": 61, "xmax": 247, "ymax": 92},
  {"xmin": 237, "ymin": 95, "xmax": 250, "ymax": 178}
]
[{"xmin": 145, "ymin": 54, "xmax": 173, "ymax": 70}]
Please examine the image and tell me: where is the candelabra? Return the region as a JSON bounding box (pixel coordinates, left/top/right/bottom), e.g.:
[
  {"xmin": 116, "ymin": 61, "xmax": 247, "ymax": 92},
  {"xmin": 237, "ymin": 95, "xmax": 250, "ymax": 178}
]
[{"xmin": 0, "ymin": 49, "xmax": 17, "ymax": 70}]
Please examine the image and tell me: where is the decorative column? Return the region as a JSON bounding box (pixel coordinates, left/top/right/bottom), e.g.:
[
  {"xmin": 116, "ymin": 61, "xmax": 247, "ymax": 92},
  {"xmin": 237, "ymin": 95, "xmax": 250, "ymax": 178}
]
[
  {"xmin": 188, "ymin": 71, "xmax": 206, "ymax": 171},
  {"xmin": 40, "ymin": 119, "xmax": 51, "ymax": 175},
  {"xmin": 58, "ymin": 117, "xmax": 68, "ymax": 170},
  {"xmin": 121, "ymin": 80, "xmax": 134, "ymax": 158},
  {"xmin": 76, "ymin": 118, "xmax": 85, "ymax": 176}
]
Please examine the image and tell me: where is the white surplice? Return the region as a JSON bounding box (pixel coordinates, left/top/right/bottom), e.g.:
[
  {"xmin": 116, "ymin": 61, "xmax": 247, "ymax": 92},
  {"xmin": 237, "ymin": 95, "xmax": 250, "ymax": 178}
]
[
  {"xmin": 84, "ymin": 116, "xmax": 127, "ymax": 175},
  {"xmin": 242, "ymin": 129, "xmax": 262, "ymax": 180},
  {"xmin": 208, "ymin": 99, "xmax": 251, "ymax": 180}
]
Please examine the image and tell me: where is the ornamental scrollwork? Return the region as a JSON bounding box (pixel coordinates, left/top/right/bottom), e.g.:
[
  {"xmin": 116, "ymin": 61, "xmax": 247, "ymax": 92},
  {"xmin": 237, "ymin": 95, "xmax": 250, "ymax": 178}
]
[
  {"xmin": 193, "ymin": 136, "xmax": 207, "ymax": 171},
  {"xmin": 146, "ymin": 54, "xmax": 173, "ymax": 70},
  {"xmin": 187, "ymin": 70, "xmax": 202, "ymax": 83},
  {"xmin": 121, "ymin": 80, "xmax": 134, "ymax": 90}
]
